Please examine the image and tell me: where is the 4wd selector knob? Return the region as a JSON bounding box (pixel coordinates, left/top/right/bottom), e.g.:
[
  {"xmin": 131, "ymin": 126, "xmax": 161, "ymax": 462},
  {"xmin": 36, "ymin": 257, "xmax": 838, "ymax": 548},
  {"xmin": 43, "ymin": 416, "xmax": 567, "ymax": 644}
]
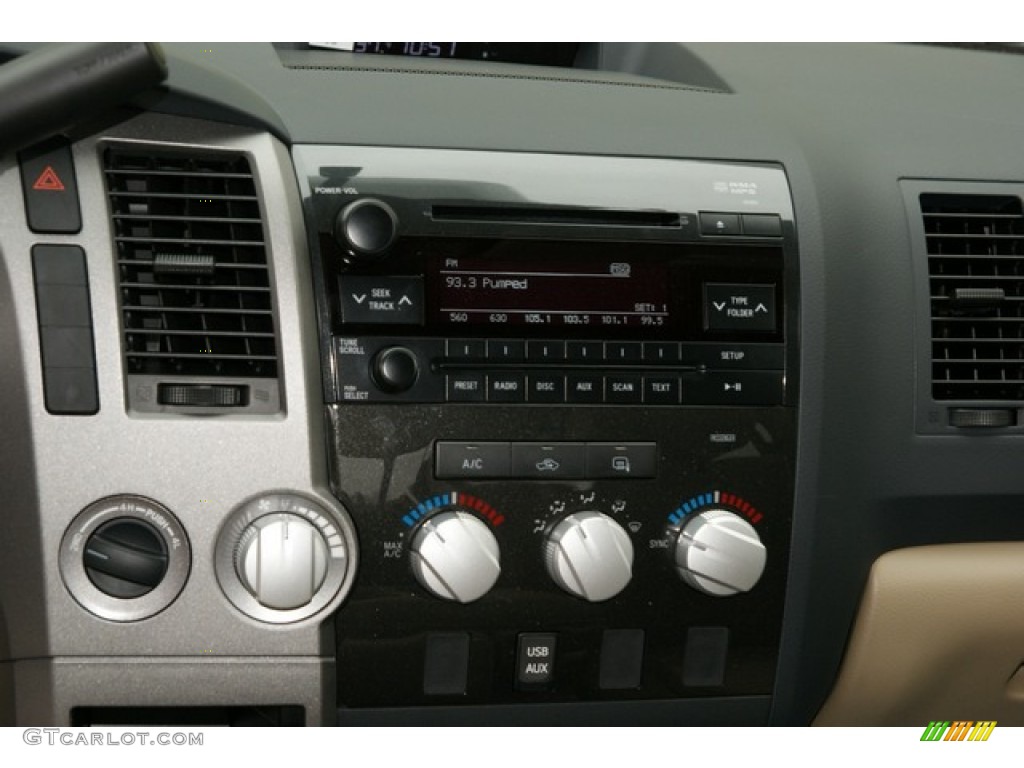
[
  {"xmin": 235, "ymin": 513, "xmax": 329, "ymax": 610},
  {"xmin": 334, "ymin": 198, "xmax": 398, "ymax": 259},
  {"xmin": 674, "ymin": 509, "xmax": 765, "ymax": 596},
  {"xmin": 410, "ymin": 511, "xmax": 500, "ymax": 603},
  {"xmin": 544, "ymin": 511, "xmax": 633, "ymax": 602}
]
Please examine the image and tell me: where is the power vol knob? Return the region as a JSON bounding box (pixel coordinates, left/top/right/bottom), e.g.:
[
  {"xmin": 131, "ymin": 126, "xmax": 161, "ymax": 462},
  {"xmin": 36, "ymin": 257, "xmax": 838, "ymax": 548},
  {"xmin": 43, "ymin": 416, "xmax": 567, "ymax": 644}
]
[
  {"xmin": 544, "ymin": 511, "xmax": 633, "ymax": 602},
  {"xmin": 334, "ymin": 198, "xmax": 398, "ymax": 260},
  {"xmin": 409, "ymin": 511, "xmax": 501, "ymax": 603},
  {"xmin": 674, "ymin": 509, "xmax": 766, "ymax": 596}
]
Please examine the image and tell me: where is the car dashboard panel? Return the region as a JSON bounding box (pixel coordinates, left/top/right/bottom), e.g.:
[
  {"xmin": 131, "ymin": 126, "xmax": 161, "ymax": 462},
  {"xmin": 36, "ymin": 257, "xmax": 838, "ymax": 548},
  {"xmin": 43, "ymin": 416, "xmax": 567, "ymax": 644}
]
[{"xmin": 2, "ymin": 42, "xmax": 1024, "ymax": 726}]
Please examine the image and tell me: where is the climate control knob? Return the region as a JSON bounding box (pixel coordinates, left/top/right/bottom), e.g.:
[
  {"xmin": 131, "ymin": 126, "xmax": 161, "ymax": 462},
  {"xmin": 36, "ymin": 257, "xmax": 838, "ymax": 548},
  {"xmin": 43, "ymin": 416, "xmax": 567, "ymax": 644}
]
[
  {"xmin": 544, "ymin": 511, "xmax": 633, "ymax": 602},
  {"xmin": 410, "ymin": 511, "xmax": 501, "ymax": 603},
  {"xmin": 674, "ymin": 509, "xmax": 765, "ymax": 596},
  {"xmin": 235, "ymin": 513, "xmax": 330, "ymax": 610}
]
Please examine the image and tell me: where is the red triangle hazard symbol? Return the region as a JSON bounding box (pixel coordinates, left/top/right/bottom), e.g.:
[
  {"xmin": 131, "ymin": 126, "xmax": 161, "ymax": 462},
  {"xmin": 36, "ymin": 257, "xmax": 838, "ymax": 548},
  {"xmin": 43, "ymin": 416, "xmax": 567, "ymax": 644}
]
[{"xmin": 32, "ymin": 166, "xmax": 65, "ymax": 192}]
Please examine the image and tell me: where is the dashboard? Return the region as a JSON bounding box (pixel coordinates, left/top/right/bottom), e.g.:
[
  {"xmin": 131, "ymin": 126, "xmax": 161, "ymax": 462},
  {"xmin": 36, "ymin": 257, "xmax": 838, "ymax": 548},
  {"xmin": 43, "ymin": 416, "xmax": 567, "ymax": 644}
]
[{"xmin": 2, "ymin": 41, "xmax": 1024, "ymax": 727}]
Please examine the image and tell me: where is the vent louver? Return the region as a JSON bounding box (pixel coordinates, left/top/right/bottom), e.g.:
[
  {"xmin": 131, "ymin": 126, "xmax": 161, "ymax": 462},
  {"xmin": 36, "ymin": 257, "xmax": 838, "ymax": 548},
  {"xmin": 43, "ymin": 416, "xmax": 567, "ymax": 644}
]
[
  {"xmin": 104, "ymin": 149, "xmax": 278, "ymax": 382},
  {"xmin": 924, "ymin": 193, "xmax": 1024, "ymax": 400}
]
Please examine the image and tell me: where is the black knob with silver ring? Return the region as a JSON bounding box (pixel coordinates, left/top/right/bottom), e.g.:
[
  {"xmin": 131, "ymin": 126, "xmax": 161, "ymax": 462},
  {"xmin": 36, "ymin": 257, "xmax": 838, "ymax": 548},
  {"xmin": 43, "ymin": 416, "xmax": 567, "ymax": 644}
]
[{"xmin": 60, "ymin": 495, "xmax": 191, "ymax": 622}]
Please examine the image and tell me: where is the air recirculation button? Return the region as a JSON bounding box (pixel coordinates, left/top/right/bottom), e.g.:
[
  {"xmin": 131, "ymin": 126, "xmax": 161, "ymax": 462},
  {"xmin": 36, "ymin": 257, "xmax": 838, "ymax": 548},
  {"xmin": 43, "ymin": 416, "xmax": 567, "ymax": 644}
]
[{"xmin": 84, "ymin": 518, "xmax": 169, "ymax": 598}]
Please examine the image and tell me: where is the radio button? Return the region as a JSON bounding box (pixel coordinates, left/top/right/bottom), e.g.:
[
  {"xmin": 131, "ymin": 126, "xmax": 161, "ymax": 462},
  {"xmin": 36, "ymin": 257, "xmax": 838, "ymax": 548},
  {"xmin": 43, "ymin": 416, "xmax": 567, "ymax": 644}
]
[
  {"xmin": 447, "ymin": 374, "xmax": 486, "ymax": 402},
  {"xmin": 528, "ymin": 374, "xmax": 565, "ymax": 404},
  {"xmin": 511, "ymin": 442, "xmax": 585, "ymax": 480},
  {"xmin": 585, "ymin": 442, "xmax": 658, "ymax": 479},
  {"xmin": 488, "ymin": 373, "xmax": 526, "ymax": 403},
  {"xmin": 567, "ymin": 374, "xmax": 604, "ymax": 403},
  {"xmin": 606, "ymin": 374, "xmax": 643, "ymax": 404},
  {"xmin": 486, "ymin": 339, "xmax": 525, "ymax": 362},
  {"xmin": 447, "ymin": 339, "xmax": 486, "ymax": 360},
  {"xmin": 643, "ymin": 342, "xmax": 681, "ymax": 364},
  {"xmin": 605, "ymin": 342, "xmax": 643, "ymax": 364},
  {"xmin": 566, "ymin": 341, "xmax": 604, "ymax": 363},
  {"xmin": 644, "ymin": 376, "xmax": 681, "ymax": 405},
  {"xmin": 526, "ymin": 340, "xmax": 565, "ymax": 362},
  {"xmin": 435, "ymin": 442, "xmax": 511, "ymax": 479}
]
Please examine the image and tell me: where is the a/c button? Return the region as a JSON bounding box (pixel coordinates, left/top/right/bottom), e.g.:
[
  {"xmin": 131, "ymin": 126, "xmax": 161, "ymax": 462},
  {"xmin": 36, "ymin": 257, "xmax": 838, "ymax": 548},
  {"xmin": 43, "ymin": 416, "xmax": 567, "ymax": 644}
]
[{"xmin": 435, "ymin": 442, "xmax": 511, "ymax": 479}]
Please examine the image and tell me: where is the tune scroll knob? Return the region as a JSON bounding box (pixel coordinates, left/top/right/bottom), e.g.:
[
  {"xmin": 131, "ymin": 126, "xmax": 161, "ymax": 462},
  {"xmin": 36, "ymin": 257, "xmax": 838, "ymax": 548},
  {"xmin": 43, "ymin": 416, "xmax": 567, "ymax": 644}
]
[
  {"xmin": 334, "ymin": 198, "xmax": 398, "ymax": 260},
  {"xmin": 409, "ymin": 511, "xmax": 501, "ymax": 603},
  {"xmin": 674, "ymin": 509, "xmax": 766, "ymax": 596},
  {"xmin": 544, "ymin": 511, "xmax": 634, "ymax": 602},
  {"xmin": 372, "ymin": 346, "xmax": 419, "ymax": 394},
  {"xmin": 234, "ymin": 513, "xmax": 330, "ymax": 611}
]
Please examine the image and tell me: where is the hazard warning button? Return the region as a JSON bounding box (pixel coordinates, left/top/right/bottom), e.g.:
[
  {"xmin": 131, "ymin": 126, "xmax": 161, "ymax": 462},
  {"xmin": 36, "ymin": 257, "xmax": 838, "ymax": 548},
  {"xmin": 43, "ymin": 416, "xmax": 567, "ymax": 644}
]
[{"xmin": 18, "ymin": 139, "xmax": 81, "ymax": 234}]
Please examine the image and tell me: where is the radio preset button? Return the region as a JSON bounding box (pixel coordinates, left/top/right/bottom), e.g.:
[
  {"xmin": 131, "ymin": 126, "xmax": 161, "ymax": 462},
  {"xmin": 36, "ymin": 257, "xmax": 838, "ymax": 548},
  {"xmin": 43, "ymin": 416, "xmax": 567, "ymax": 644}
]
[
  {"xmin": 567, "ymin": 374, "xmax": 604, "ymax": 403},
  {"xmin": 447, "ymin": 339, "xmax": 486, "ymax": 360},
  {"xmin": 486, "ymin": 339, "xmax": 525, "ymax": 362},
  {"xmin": 528, "ymin": 374, "xmax": 565, "ymax": 404},
  {"xmin": 526, "ymin": 340, "xmax": 566, "ymax": 362},
  {"xmin": 566, "ymin": 341, "xmax": 604, "ymax": 363},
  {"xmin": 643, "ymin": 342, "xmax": 681, "ymax": 364},
  {"xmin": 511, "ymin": 442, "xmax": 585, "ymax": 479},
  {"xmin": 585, "ymin": 442, "xmax": 658, "ymax": 479},
  {"xmin": 435, "ymin": 442, "xmax": 511, "ymax": 479},
  {"xmin": 488, "ymin": 373, "xmax": 526, "ymax": 403},
  {"xmin": 605, "ymin": 342, "xmax": 643, "ymax": 364},
  {"xmin": 446, "ymin": 374, "xmax": 485, "ymax": 402}
]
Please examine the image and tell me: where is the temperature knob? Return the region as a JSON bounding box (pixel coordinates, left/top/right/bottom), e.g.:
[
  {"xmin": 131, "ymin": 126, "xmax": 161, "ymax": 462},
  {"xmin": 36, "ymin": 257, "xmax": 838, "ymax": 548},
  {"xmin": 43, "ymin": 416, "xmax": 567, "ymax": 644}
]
[
  {"xmin": 674, "ymin": 509, "xmax": 765, "ymax": 596},
  {"xmin": 235, "ymin": 513, "xmax": 330, "ymax": 610},
  {"xmin": 410, "ymin": 511, "xmax": 500, "ymax": 603},
  {"xmin": 544, "ymin": 511, "xmax": 633, "ymax": 602}
]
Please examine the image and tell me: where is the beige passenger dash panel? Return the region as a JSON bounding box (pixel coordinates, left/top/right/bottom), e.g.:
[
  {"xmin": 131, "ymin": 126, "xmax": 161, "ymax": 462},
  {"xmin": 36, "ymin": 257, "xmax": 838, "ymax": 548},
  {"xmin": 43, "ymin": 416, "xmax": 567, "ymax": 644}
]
[{"xmin": 816, "ymin": 543, "xmax": 1024, "ymax": 725}]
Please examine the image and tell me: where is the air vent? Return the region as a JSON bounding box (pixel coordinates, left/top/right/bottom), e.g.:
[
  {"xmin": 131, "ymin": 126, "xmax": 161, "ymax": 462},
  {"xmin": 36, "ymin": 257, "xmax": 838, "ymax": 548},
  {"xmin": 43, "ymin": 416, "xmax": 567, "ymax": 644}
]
[
  {"xmin": 103, "ymin": 148, "xmax": 280, "ymax": 413},
  {"xmin": 924, "ymin": 193, "xmax": 1024, "ymax": 401}
]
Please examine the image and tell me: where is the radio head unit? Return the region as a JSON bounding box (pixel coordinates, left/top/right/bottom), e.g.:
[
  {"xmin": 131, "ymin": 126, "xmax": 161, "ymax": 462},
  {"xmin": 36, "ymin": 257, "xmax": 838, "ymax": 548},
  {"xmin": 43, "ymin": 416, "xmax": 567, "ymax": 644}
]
[{"xmin": 295, "ymin": 147, "xmax": 796, "ymax": 408}]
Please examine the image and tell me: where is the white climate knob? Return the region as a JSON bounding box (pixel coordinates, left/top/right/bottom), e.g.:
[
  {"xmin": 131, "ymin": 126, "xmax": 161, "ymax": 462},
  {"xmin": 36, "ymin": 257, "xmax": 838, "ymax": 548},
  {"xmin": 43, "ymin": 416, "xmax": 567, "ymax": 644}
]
[
  {"xmin": 235, "ymin": 513, "xmax": 329, "ymax": 610},
  {"xmin": 544, "ymin": 511, "xmax": 633, "ymax": 602},
  {"xmin": 675, "ymin": 509, "xmax": 765, "ymax": 596},
  {"xmin": 409, "ymin": 511, "xmax": 501, "ymax": 603}
]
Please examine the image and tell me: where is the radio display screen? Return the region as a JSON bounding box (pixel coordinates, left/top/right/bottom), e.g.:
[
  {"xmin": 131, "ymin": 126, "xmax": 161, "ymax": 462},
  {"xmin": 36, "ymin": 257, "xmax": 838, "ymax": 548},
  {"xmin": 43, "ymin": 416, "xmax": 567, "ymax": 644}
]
[{"xmin": 434, "ymin": 253, "xmax": 671, "ymax": 332}]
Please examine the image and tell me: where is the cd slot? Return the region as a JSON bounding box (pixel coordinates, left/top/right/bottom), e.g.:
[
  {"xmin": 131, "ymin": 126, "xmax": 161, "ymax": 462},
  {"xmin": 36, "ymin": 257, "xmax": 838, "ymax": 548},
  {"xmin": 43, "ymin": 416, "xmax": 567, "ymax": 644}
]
[{"xmin": 431, "ymin": 204, "xmax": 682, "ymax": 229}]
